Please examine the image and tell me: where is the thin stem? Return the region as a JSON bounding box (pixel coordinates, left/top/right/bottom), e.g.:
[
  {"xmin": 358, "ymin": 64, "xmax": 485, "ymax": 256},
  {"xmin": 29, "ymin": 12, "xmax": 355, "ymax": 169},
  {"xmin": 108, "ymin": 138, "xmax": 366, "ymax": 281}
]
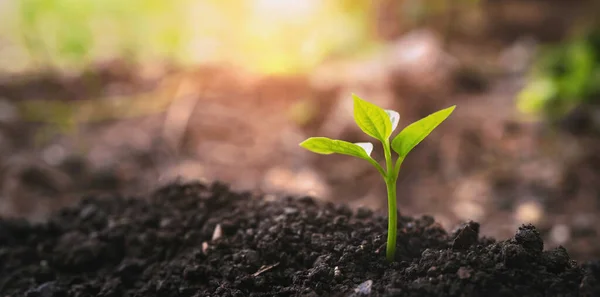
[
  {"xmin": 382, "ymin": 140, "xmax": 393, "ymax": 181},
  {"xmin": 394, "ymin": 156, "xmax": 404, "ymax": 176},
  {"xmin": 382, "ymin": 140, "xmax": 397, "ymax": 261},
  {"xmin": 367, "ymin": 158, "xmax": 386, "ymax": 180},
  {"xmin": 385, "ymin": 176, "xmax": 397, "ymax": 261}
]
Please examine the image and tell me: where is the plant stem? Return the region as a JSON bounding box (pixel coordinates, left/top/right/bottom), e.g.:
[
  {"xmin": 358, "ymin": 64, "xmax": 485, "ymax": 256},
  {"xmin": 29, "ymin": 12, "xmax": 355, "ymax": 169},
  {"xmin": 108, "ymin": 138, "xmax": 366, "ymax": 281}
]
[
  {"xmin": 367, "ymin": 158, "xmax": 387, "ymax": 180},
  {"xmin": 394, "ymin": 156, "xmax": 404, "ymax": 177},
  {"xmin": 385, "ymin": 177, "xmax": 397, "ymax": 261},
  {"xmin": 382, "ymin": 140, "xmax": 397, "ymax": 261}
]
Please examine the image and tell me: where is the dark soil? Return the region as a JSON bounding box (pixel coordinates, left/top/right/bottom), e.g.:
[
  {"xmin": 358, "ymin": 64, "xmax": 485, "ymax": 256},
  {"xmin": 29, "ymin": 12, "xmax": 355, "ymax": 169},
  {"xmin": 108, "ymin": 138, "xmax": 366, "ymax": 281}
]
[{"xmin": 1, "ymin": 181, "xmax": 599, "ymax": 297}]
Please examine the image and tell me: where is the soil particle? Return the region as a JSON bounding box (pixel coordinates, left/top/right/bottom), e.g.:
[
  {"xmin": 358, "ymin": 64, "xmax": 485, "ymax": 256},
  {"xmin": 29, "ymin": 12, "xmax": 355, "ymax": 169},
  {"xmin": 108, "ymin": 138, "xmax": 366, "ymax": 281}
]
[
  {"xmin": 0, "ymin": 181, "xmax": 598, "ymax": 296},
  {"xmin": 451, "ymin": 221, "xmax": 480, "ymax": 250},
  {"xmin": 514, "ymin": 224, "xmax": 544, "ymax": 253}
]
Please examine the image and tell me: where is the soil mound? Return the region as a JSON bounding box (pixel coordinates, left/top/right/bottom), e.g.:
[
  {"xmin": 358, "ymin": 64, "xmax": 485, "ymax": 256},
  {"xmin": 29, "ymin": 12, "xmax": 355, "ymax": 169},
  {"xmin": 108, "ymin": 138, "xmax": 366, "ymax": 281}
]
[{"xmin": 1, "ymin": 182, "xmax": 598, "ymax": 296}]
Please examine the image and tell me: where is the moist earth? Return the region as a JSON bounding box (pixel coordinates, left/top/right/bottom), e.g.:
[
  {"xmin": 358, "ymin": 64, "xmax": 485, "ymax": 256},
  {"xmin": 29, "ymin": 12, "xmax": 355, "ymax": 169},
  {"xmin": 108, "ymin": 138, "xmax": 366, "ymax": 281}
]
[{"xmin": 0, "ymin": 181, "xmax": 599, "ymax": 297}]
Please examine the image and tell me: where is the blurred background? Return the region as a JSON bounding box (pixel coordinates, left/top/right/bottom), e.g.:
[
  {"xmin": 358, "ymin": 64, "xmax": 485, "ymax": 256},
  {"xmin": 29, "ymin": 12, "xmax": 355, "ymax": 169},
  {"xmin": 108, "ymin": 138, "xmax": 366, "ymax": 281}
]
[{"xmin": 1, "ymin": 0, "xmax": 600, "ymax": 260}]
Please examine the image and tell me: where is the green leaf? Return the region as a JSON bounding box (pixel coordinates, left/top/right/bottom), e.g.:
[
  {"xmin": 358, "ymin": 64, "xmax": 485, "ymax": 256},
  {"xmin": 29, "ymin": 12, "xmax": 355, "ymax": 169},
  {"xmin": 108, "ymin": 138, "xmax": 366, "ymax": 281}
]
[
  {"xmin": 391, "ymin": 106, "xmax": 455, "ymax": 157},
  {"xmin": 352, "ymin": 94, "xmax": 392, "ymax": 141},
  {"xmin": 300, "ymin": 137, "xmax": 373, "ymax": 161},
  {"xmin": 517, "ymin": 77, "xmax": 556, "ymax": 114}
]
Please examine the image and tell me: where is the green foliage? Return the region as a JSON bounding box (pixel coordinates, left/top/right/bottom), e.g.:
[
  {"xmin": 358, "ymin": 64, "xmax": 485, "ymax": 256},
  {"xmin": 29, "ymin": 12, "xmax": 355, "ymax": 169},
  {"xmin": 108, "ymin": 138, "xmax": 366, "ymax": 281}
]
[
  {"xmin": 392, "ymin": 106, "xmax": 455, "ymax": 158},
  {"xmin": 300, "ymin": 137, "xmax": 374, "ymax": 161},
  {"xmin": 300, "ymin": 94, "xmax": 455, "ymax": 261},
  {"xmin": 0, "ymin": 0, "xmax": 379, "ymax": 74},
  {"xmin": 518, "ymin": 28, "xmax": 600, "ymax": 119},
  {"xmin": 1, "ymin": 0, "xmax": 192, "ymax": 71},
  {"xmin": 352, "ymin": 94, "xmax": 395, "ymax": 141}
]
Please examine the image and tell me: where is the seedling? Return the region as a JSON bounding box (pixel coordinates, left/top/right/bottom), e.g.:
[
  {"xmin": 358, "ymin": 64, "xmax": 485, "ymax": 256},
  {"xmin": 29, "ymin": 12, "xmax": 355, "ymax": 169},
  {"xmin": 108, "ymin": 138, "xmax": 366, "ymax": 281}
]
[{"xmin": 300, "ymin": 94, "xmax": 455, "ymax": 261}]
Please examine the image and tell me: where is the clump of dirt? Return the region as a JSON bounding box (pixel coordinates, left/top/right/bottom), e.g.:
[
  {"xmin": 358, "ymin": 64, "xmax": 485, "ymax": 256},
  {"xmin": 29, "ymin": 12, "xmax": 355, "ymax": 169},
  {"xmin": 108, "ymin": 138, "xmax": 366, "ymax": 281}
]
[{"xmin": 0, "ymin": 181, "xmax": 598, "ymax": 296}]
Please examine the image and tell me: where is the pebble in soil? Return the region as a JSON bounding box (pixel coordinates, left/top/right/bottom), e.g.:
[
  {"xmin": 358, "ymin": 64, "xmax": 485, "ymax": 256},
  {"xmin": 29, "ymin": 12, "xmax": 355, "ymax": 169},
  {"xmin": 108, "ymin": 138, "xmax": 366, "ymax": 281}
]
[{"xmin": 0, "ymin": 181, "xmax": 598, "ymax": 296}]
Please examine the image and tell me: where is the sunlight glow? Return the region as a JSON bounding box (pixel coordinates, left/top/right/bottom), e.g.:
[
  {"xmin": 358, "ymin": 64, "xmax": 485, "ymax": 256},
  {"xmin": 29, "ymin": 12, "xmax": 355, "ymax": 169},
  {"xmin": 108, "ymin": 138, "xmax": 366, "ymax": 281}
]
[{"xmin": 252, "ymin": 0, "xmax": 319, "ymax": 21}]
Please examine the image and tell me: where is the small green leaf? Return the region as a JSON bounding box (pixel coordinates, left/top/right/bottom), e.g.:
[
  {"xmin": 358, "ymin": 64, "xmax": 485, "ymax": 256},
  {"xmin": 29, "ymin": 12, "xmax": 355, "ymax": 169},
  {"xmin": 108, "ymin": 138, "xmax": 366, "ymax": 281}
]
[
  {"xmin": 352, "ymin": 94, "xmax": 392, "ymax": 141},
  {"xmin": 391, "ymin": 106, "xmax": 455, "ymax": 157},
  {"xmin": 300, "ymin": 137, "xmax": 374, "ymax": 161}
]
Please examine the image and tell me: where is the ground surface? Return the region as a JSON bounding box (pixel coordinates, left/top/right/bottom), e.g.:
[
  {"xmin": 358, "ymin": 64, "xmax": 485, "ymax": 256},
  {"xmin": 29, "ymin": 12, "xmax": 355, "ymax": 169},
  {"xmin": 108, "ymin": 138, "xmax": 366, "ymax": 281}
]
[
  {"xmin": 2, "ymin": 58, "xmax": 600, "ymax": 262},
  {"xmin": 1, "ymin": 181, "xmax": 599, "ymax": 297},
  {"xmin": 1, "ymin": 0, "xmax": 599, "ymax": 282}
]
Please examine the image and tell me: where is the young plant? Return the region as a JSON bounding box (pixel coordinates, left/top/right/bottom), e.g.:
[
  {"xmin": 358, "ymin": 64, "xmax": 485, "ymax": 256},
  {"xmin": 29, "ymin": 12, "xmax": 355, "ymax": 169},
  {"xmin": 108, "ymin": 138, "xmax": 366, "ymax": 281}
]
[{"xmin": 300, "ymin": 94, "xmax": 455, "ymax": 261}]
